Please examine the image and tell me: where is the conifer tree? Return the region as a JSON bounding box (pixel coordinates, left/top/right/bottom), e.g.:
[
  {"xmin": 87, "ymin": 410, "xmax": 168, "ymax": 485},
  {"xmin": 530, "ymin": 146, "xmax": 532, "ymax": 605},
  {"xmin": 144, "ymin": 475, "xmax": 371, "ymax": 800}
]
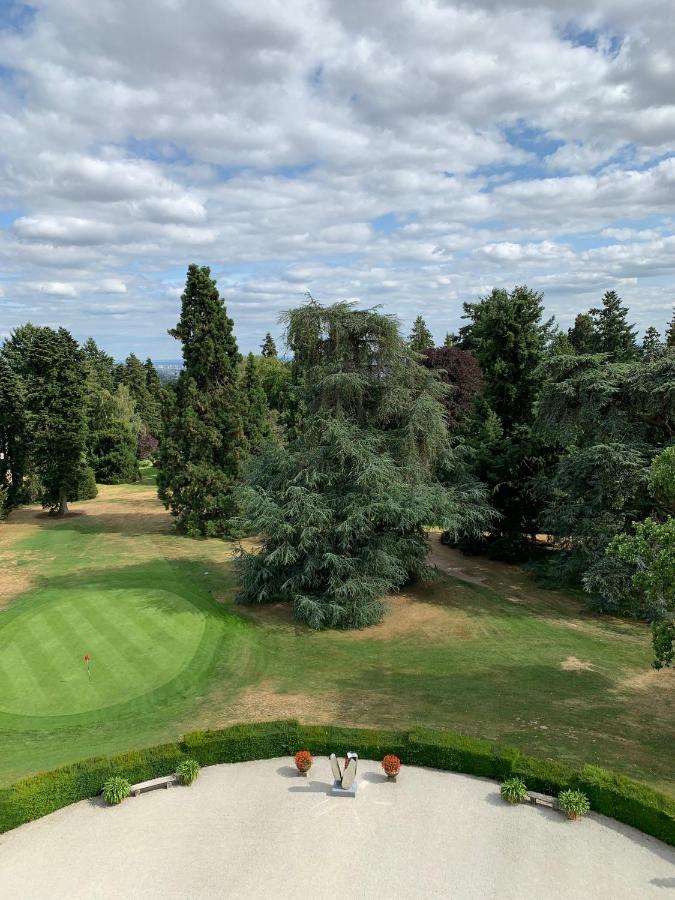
[
  {"xmin": 590, "ymin": 290, "xmax": 637, "ymax": 360},
  {"xmin": 666, "ymin": 308, "xmax": 675, "ymax": 348},
  {"xmin": 242, "ymin": 353, "xmax": 271, "ymax": 453},
  {"xmin": 567, "ymin": 313, "xmax": 596, "ymax": 354},
  {"xmin": 7, "ymin": 326, "xmax": 89, "ymax": 515},
  {"xmin": 83, "ymin": 338, "xmax": 115, "ymax": 392},
  {"xmin": 157, "ymin": 264, "xmax": 247, "ymax": 536},
  {"xmin": 443, "ymin": 332, "xmax": 457, "ymax": 348},
  {"xmin": 237, "ymin": 300, "xmax": 491, "ymax": 629},
  {"xmin": 261, "ymin": 332, "xmax": 278, "ymax": 357},
  {"xmin": 642, "ymin": 326, "xmax": 663, "ymax": 358},
  {"xmin": 408, "ymin": 315, "xmax": 434, "ymax": 354},
  {"xmin": 0, "ymin": 356, "xmax": 27, "ymax": 507}
]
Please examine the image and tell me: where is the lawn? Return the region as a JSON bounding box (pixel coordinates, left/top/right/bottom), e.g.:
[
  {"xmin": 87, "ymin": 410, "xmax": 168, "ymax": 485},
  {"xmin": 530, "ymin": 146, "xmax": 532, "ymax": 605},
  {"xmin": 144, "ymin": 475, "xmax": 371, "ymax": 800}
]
[{"xmin": 0, "ymin": 470, "xmax": 673, "ymax": 793}]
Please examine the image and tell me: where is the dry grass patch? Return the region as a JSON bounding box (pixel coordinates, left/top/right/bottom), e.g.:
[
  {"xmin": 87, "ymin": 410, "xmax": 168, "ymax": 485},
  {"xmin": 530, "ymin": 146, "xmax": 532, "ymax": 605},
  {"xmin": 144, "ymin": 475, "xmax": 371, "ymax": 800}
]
[{"xmin": 560, "ymin": 656, "xmax": 597, "ymax": 672}]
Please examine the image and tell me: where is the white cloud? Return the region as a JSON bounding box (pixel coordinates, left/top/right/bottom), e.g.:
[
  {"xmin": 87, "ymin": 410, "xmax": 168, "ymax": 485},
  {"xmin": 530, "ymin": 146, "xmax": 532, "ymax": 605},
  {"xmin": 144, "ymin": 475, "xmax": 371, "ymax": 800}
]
[{"xmin": 0, "ymin": 0, "xmax": 673, "ymax": 355}]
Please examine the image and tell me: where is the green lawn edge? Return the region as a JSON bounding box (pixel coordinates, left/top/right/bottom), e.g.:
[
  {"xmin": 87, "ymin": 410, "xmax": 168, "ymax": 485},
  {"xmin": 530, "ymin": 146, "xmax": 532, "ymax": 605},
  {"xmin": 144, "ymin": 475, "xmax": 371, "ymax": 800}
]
[{"xmin": 1, "ymin": 719, "xmax": 672, "ymax": 846}]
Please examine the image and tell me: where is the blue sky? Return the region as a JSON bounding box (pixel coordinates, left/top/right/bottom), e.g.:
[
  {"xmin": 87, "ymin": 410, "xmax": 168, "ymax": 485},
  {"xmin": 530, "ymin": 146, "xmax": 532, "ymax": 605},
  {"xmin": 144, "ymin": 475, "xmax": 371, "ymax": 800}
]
[{"xmin": 0, "ymin": 0, "xmax": 674, "ymax": 358}]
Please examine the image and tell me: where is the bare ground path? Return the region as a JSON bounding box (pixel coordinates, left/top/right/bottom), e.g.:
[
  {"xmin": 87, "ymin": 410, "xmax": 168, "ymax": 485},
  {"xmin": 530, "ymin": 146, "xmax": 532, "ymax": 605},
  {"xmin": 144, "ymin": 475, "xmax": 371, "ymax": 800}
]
[{"xmin": 0, "ymin": 759, "xmax": 673, "ymax": 900}]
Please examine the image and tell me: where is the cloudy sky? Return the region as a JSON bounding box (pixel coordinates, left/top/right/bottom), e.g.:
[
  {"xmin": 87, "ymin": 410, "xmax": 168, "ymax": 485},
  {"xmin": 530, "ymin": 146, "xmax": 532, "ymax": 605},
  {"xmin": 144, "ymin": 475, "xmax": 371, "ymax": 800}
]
[{"xmin": 1, "ymin": 0, "xmax": 674, "ymax": 358}]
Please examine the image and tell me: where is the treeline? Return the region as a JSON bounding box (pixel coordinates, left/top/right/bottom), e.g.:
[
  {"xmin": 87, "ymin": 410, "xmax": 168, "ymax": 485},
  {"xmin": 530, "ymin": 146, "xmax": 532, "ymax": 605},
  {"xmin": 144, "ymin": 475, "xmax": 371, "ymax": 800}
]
[
  {"xmin": 0, "ymin": 326, "xmax": 165, "ymax": 513},
  {"xmin": 1, "ymin": 265, "xmax": 673, "ymax": 664}
]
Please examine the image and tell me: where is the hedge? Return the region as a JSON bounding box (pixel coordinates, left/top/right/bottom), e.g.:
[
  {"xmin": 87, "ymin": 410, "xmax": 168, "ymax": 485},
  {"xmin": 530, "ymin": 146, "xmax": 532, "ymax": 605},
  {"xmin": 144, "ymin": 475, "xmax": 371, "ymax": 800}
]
[{"xmin": 1, "ymin": 721, "xmax": 673, "ymax": 846}]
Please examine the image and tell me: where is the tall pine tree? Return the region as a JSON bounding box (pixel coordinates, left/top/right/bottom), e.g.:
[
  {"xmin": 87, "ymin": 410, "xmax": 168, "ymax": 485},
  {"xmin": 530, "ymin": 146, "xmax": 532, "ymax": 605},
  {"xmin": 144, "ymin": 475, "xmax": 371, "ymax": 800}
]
[
  {"xmin": 157, "ymin": 265, "xmax": 246, "ymax": 536},
  {"xmin": 242, "ymin": 353, "xmax": 272, "ymax": 453},
  {"xmin": 567, "ymin": 313, "xmax": 596, "ymax": 354},
  {"xmin": 590, "ymin": 290, "xmax": 637, "ymax": 360},
  {"xmin": 261, "ymin": 332, "xmax": 278, "ymax": 357},
  {"xmin": 0, "ymin": 356, "xmax": 27, "ymax": 508},
  {"xmin": 408, "ymin": 315, "xmax": 434, "ymax": 354}
]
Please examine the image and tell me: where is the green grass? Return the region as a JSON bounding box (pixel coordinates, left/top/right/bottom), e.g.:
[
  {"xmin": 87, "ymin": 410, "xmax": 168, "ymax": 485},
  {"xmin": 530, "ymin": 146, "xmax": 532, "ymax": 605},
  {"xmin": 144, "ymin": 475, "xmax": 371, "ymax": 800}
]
[{"xmin": 0, "ymin": 469, "xmax": 673, "ymax": 794}]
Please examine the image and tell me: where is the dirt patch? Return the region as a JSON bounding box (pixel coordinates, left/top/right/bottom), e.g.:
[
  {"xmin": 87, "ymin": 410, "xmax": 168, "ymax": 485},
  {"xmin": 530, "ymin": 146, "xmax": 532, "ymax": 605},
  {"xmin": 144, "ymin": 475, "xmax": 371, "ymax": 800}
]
[
  {"xmin": 619, "ymin": 667, "xmax": 675, "ymax": 692},
  {"xmin": 342, "ymin": 593, "xmax": 479, "ymax": 642},
  {"xmin": 202, "ymin": 679, "xmax": 343, "ymax": 727},
  {"xmin": 560, "ymin": 656, "xmax": 596, "ymax": 672}
]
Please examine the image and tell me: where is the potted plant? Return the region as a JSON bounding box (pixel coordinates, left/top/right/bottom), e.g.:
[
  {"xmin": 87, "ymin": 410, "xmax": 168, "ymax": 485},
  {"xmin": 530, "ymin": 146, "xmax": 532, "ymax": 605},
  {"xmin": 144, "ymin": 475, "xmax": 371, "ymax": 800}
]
[
  {"xmin": 294, "ymin": 750, "xmax": 313, "ymax": 776},
  {"xmin": 176, "ymin": 758, "xmax": 200, "ymax": 786},
  {"xmin": 382, "ymin": 754, "xmax": 401, "ymax": 781},
  {"xmin": 102, "ymin": 775, "xmax": 131, "ymax": 806},
  {"xmin": 500, "ymin": 777, "xmax": 528, "ymax": 805},
  {"xmin": 558, "ymin": 789, "xmax": 590, "ymax": 821}
]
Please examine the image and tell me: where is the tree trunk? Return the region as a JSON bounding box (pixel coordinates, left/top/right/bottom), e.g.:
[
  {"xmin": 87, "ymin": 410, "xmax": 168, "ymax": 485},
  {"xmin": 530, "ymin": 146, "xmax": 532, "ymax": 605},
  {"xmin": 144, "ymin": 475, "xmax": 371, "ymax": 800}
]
[{"xmin": 58, "ymin": 486, "xmax": 69, "ymax": 517}]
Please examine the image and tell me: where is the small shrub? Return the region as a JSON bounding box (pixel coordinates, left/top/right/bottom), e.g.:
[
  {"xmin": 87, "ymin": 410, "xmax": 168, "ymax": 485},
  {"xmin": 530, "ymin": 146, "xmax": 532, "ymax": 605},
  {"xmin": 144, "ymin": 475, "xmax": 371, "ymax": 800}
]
[
  {"xmin": 102, "ymin": 776, "xmax": 130, "ymax": 806},
  {"xmin": 501, "ymin": 777, "xmax": 528, "ymax": 805},
  {"xmin": 176, "ymin": 759, "xmax": 200, "ymax": 786},
  {"xmin": 382, "ymin": 755, "xmax": 401, "ymax": 777},
  {"xmin": 294, "ymin": 750, "xmax": 312, "ymax": 773},
  {"xmin": 558, "ymin": 789, "xmax": 591, "ymax": 820}
]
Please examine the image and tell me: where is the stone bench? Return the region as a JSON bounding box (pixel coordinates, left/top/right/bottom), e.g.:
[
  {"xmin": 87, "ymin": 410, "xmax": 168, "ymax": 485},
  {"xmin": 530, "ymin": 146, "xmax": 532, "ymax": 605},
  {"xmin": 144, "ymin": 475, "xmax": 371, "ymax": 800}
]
[
  {"xmin": 527, "ymin": 791, "xmax": 559, "ymax": 810},
  {"xmin": 130, "ymin": 775, "xmax": 177, "ymax": 796}
]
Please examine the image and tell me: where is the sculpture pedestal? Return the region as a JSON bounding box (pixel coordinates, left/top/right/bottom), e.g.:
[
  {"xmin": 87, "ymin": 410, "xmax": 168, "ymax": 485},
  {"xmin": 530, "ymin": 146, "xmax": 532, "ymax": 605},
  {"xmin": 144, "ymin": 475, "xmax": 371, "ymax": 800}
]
[{"xmin": 331, "ymin": 779, "xmax": 357, "ymax": 798}]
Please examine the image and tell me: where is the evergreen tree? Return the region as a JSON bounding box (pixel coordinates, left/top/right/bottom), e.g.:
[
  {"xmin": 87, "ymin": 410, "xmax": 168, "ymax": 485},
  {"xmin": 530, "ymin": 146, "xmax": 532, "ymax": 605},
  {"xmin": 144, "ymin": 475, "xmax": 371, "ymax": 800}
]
[
  {"xmin": 567, "ymin": 313, "xmax": 596, "ymax": 354},
  {"xmin": 6, "ymin": 326, "xmax": 89, "ymax": 515},
  {"xmin": 82, "ymin": 338, "xmax": 114, "ymax": 392},
  {"xmin": 642, "ymin": 326, "xmax": 663, "ymax": 358},
  {"xmin": 157, "ymin": 264, "xmax": 247, "ymax": 536},
  {"xmin": 408, "ymin": 315, "xmax": 434, "ymax": 354},
  {"xmin": 237, "ymin": 300, "xmax": 492, "ymax": 629},
  {"xmin": 261, "ymin": 332, "xmax": 278, "ymax": 357},
  {"xmin": 242, "ymin": 353, "xmax": 272, "ymax": 453},
  {"xmin": 459, "ymin": 286, "xmax": 556, "ymax": 558},
  {"xmin": 443, "ymin": 332, "xmax": 458, "ymax": 348},
  {"xmin": 0, "ymin": 356, "xmax": 27, "ymax": 506},
  {"xmin": 665, "ymin": 308, "xmax": 675, "ymax": 348},
  {"xmin": 88, "ymin": 384, "xmax": 141, "ymax": 484},
  {"xmin": 589, "ymin": 290, "xmax": 637, "ymax": 360}
]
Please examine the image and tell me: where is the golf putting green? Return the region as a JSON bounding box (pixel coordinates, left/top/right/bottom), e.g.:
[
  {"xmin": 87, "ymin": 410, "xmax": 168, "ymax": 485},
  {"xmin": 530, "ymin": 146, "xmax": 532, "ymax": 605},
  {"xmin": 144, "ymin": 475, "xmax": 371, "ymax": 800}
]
[{"xmin": 0, "ymin": 587, "xmax": 207, "ymax": 716}]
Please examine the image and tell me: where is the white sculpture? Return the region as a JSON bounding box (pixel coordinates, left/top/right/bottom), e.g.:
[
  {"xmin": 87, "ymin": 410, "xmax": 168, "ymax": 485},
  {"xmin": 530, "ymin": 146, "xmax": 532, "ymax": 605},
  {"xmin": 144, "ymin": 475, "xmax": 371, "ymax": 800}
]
[{"xmin": 330, "ymin": 751, "xmax": 358, "ymax": 796}]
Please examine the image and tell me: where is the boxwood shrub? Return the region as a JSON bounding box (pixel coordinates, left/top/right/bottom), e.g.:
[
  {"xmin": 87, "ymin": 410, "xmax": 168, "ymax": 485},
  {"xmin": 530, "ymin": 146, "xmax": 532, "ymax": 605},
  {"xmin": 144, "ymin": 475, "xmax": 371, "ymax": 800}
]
[
  {"xmin": 182, "ymin": 720, "xmax": 300, "ymax": 766},
  {"xmin": 1, "ymin": 721, "xmax": 673, "ymax": 846}
]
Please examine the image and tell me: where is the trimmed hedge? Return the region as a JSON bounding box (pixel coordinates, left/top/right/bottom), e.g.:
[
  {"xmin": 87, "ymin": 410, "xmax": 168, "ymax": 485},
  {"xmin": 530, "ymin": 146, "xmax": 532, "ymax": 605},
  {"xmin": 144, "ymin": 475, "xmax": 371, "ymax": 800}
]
[{"xmin": 1, "ymin": 721, "xmax": 673, "ymax": 846}]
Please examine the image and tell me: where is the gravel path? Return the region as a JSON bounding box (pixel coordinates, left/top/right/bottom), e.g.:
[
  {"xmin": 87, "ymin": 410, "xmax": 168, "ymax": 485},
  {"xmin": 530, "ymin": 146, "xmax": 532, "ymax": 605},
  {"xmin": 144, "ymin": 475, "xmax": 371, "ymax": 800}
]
[{"xmin": 1, "ymin": 758, "xmax": 673, "ymax": 899}]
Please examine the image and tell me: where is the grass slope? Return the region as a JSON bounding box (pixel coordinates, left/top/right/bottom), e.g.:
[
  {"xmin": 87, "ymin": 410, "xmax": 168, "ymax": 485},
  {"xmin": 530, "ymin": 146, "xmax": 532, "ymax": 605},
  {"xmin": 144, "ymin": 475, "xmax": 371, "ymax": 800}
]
[{"xmin": 0, "ymin": 469, "xmax": 673, "ymax": 793}]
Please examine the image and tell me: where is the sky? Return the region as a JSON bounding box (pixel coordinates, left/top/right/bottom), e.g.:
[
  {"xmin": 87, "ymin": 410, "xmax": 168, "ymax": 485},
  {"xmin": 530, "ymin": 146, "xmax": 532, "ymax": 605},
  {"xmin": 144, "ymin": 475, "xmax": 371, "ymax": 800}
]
[{"xmin": 0, "ymin": 0, "xmax": 674, "ymax": 359}]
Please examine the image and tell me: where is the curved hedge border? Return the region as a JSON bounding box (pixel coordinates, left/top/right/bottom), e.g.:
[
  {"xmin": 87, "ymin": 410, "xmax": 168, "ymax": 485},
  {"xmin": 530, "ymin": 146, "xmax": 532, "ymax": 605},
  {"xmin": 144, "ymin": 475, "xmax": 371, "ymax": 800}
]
[{"xmin": 1, "ymin": 720, "xmax": 673, "ymax": 846}]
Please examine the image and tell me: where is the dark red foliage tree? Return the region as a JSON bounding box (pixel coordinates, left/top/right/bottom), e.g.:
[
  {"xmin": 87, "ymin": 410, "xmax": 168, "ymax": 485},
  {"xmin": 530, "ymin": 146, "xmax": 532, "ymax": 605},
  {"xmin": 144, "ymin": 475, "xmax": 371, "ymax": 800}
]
[{"xmin": 423, "ymin": 346, "xmax": 483, "ymax": 430}]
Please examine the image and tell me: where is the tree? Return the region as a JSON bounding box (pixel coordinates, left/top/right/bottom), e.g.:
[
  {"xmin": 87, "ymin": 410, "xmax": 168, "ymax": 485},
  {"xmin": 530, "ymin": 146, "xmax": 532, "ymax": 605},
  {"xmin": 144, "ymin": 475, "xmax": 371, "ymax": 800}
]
[
  {"xmin": 665, "ymin": 308, "xmax": 675, "ymax": 348},
  {"xmin": 567, "ymin": 313, "xmax": 596, "ymax": 354},
  {"xmin": 82, "ymin": 338, "xmax": 114, "ymax": 392},
  {"xmin": 589, "ymin": 290, "xmax": 637, "ymax": 360},
  {"xmin": 443, "ymin": 332, "xmax": 458, "ymax": 348},
  {"xmin": 642, "ymin": 326, "xmax": 663, "ymax": 358},
  {"xmin": 117, "ymin": 354, "xmax": 161, "ymax": 438},
  {"xmin": 242, "ymin": 353, "xmax": 272, "ymax": 453},
  {"xmin": 408, "ymin": 315, "xmax": 434, "ymax": 354},
  {"xmin": 88, "ymin": 384, "xmax": 141, "ymax": 484},
  {"xmin": 459, "ymin": 286, "xmax": 556, "ymax": 557},
  {"xmin": 422, "ymin": 345, "xmax": 483, "ymax": 431},
  {"xmin": 261, "ymin": 332, "xmax": 278, "ymax": 357},
  {"xmin": 461, "ymin": 286, "xmax": 550, "ymax": 430},
  {"xmin": 6, "ymin": 326, "xmax": 89, "ymax": 515},
  {"xmin": 157, "ymin": 264, "xmax": 247, "ymax": 536},
  {"xmin": 237, "ymin": 300, "xmax": 492, "ymax": 629},
  {"xmin": 0, "ymin": 356, "xmax": 27, "ymax": 507}
]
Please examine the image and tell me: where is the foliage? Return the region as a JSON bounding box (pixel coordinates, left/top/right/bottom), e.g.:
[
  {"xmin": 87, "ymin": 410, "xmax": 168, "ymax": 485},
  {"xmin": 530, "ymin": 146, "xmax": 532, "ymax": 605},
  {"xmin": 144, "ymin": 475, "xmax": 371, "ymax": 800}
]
[
  {"xmin": 642, "ymin": 326, "xmax": 663, "ymax": 358},
  {"xmin": 175, "ymin": 758, "xmax": 200, "ymax": 786},
  {"xmin": 649, "ymin": 446, "xmax": 675, "ymax": 514},
  {"xmin": 382, "ymin": 754, "xmax": 401, "ymax": 776},
  {"xmin": 500, "ymin": 777, "xmax": 528, "ymax": 804},
  {"xmin": 0, "ymin": 355, "xmax": 27, "ymax": 508},
  {"xmin": 242, "ymin": 353, "xmax": 272, "ymax": 453},
  {"xmin": 294, "ymin": 750, "xmax": 313, "ymax": 772},
  {"xmin": 408, "ymin": 315, "xmax": 434, "ymax": 354},
  {"xmin": 261, "ymin": 332, "xmax": 278, "ymax": 357},
  {"xmin": 422, "ymin": 345, "xmax": 483, "ymax": 431},
  {"xmin": 88, "ymin": 384, "xmax": 141, "ymax": 484},
  {"xmin": 589, "ymin": 290, "xmax": 637, "ymax": 360},
  {"xmin": 158, "ymin": 265, "xmax": 247, "ymax": 537},
  {"xmin": 102, "ymin": 775, "xmax": 131, "ymax": 805},
  {"xmin": 667, "ymin": 309, "xmax": 675, "ymax": 348},
  {"xmin": 558, "ymin": 788, "xmax": 591, "ymax": 819},
  {"xmin": 237, "ymin": 299, "xmax": 492, "ymax": 629},
  {"xmin": 116, "ymin": 353, "xmax": 162, "ymax": 439},
  {"xmin": 182, "ymin": 721, "xmax": 299, "ymax": 766},
  {"xmin": 4, "ymin": 325, "xmax": 89, "ymax": 515},
  {"xmin": 567, "ymin": 313, "xmax": 596, "ymax": 354}
]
